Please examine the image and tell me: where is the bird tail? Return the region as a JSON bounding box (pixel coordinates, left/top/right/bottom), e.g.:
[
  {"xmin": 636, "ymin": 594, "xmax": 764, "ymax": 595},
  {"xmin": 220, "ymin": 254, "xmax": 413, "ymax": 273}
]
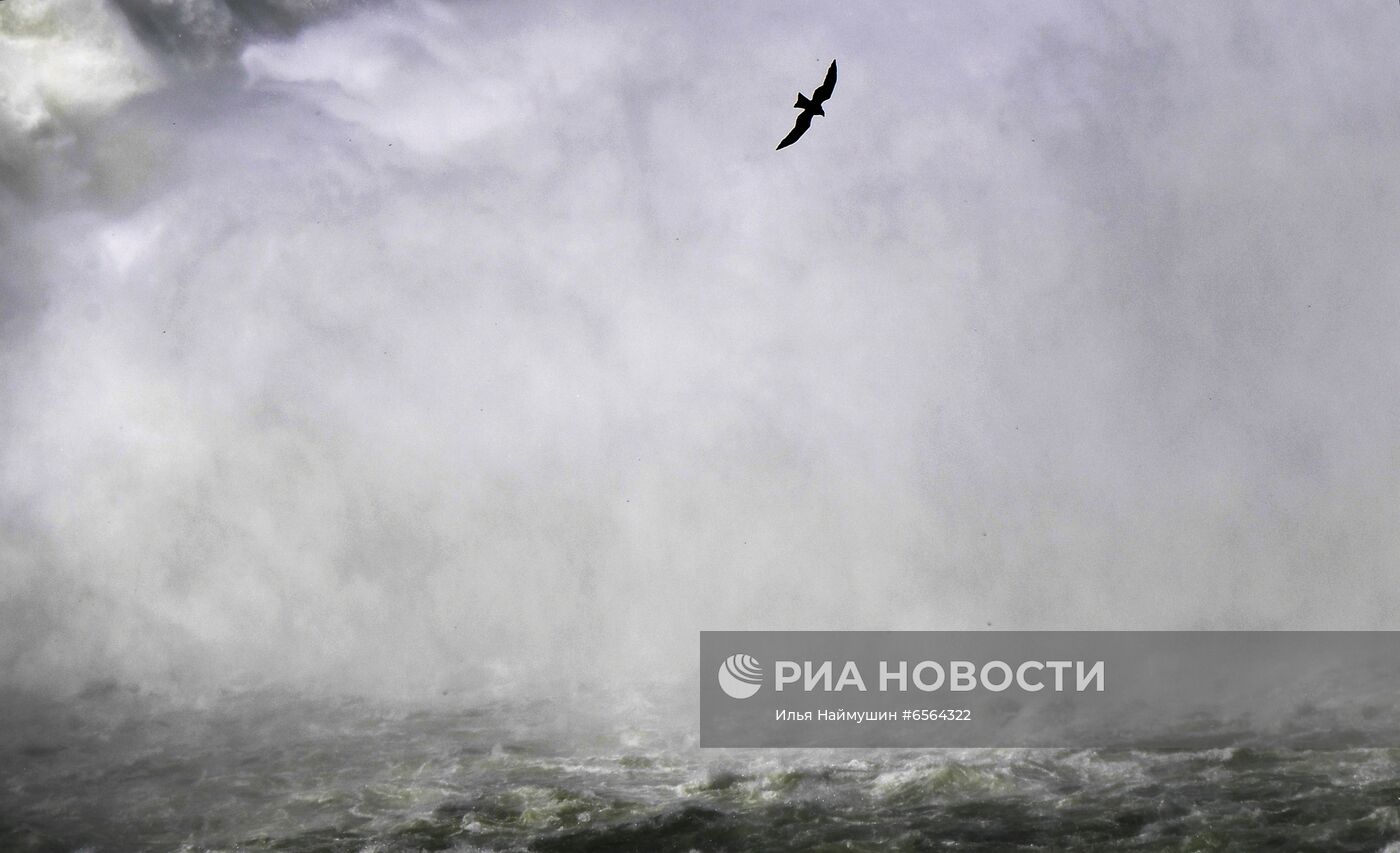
[{"xmin": 794, "ymin": 93, "xmax": 812, "ymax": 110}]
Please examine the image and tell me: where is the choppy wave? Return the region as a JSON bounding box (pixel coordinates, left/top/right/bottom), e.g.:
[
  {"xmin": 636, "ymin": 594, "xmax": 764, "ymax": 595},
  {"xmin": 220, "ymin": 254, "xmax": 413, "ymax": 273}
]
[
  {"xmin": 5, "ymin": 688, "xmax": 1400, "ymax": 851},
  {"xmin": 6, "ymin": 10, "xmax": 1400, "ymax": 851}
]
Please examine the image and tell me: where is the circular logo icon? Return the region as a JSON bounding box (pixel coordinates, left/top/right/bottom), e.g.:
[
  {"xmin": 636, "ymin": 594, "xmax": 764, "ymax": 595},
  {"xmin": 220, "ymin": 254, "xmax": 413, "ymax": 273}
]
[{"xmin": 717, "ymin": 653, "xmax": 763, "ymax": 699}]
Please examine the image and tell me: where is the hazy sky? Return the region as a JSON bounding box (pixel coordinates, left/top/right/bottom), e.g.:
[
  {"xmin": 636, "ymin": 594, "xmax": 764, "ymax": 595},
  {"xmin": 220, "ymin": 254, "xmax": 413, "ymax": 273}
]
[{"xmin": 3, "ymin": 0, "xmax": 1400, "ymax": 697}]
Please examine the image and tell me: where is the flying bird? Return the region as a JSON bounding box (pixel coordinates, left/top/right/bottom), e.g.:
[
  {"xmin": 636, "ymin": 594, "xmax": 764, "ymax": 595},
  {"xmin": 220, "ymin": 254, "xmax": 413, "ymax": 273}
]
[{"xmin": 776, "ymin": 60, "xmax": 837, "ymax": 150}]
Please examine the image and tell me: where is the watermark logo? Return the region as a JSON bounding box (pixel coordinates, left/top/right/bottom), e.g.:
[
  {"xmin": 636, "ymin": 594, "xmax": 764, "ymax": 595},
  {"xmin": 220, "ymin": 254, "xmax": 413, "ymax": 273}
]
[
  {"xmin": 702, "ymin": 631, "xmax": 1400, "ymax": 748},
  {"xmin": 717, "ymin": 653, "xmax": 764, "ymax": 699}
]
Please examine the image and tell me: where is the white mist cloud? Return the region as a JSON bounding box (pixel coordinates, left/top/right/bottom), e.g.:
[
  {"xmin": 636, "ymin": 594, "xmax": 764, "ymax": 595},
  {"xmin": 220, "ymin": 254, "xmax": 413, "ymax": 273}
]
[{"xmin": 3, "ymin": 0, "xmax": 1400, "ymax": 697}]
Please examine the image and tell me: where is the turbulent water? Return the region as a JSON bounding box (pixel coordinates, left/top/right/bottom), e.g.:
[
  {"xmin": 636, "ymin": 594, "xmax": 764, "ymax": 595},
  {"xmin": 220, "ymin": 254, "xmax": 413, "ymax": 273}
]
[
  {"xmin": 7, "ymin": 1, "xmax": 1400, "ymax": 849},
  {"xmin": 3, "ymin": 688, "xmax": 1400, "ymax": 852}
]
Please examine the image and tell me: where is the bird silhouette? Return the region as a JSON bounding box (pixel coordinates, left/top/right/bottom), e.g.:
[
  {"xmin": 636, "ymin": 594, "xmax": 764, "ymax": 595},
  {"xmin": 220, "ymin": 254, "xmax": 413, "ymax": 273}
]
[{"xmin": 776, "ymin": 60, "xmax": 837, "ymax": 150}]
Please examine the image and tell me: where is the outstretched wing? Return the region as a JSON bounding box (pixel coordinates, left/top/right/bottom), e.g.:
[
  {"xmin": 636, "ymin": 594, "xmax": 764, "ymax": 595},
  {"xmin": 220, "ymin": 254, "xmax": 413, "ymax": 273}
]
[
  {"xmin": 776, "ymin": 111, "xmax": 813, "ymax": 150},
  {"xmin": 812, "ymin": 60, "xmax": 837, "ymax": 105}
]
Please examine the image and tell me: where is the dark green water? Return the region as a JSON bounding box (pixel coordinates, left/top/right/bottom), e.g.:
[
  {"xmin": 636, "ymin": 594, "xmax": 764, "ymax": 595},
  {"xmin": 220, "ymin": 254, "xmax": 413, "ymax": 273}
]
[{"xmin": 4, "ymin": 687, "xmax": 1400, "ymax": 852}]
